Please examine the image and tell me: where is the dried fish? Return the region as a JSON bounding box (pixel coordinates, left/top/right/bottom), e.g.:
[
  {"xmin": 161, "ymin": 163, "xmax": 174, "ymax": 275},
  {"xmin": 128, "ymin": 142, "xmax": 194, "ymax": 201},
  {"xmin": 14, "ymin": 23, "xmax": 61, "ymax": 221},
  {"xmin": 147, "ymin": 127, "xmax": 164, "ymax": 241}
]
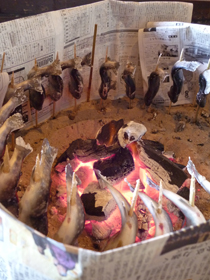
[{"xmin": 121, "ymin": 62, "xmax": 136, "ymax": 100}]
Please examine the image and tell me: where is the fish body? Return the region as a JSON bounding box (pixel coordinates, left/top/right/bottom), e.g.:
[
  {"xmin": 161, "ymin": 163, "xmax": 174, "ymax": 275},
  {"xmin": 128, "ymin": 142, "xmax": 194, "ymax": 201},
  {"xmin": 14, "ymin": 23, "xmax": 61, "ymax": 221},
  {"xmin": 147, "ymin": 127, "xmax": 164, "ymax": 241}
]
[
  {"xmin": 121, "ymin": 62, "xmax": 136, "ymax": 100},
  {"xmin": 168, "ymin": 66, "xmax": 184, "ymax": 103},
  {"xmin": 47, "ymin": 75, "xmax": 63, "ymax": 101},
  {"xmin": 29, "ymin": 85, "xmax": 46, "ymax": 111},
  {"xmin": 144, "ymin": 71, "xmax": 160, "ymax": 106},
  {"xmin": 54, "ymin": 164, "xmax": 85, "ymax": 245},
  {"xmin": 69, "ymin": 69, "xmax": 83, "ymax": 99},
  {"xmin": 0, "ymin": 88, "xmax": 26, "ymax": 125},
  {"xmin": 196, "ymin": 72, "xmax": 208, "ymax": 108},
  {"xmin": 146, "ymin": 177, "xmax": 206, "ymax": 227},
  {"xmin": 95, "ymin": 171, "xmax": 138, "ymax": 251},
  {"xmin": 187, "ymin": 157, "xmax": 210, "ymax": 195},
  {"xmin": 19, "ymin": 139, "xmax": 57, "ymax": 235},
  {"xmin": 0, "ymin": 113, "xmax": 24, "ymax": 158},
  {"xmin": 0, "ymin": 137, "xmax": 32, "ymax": 216},
  {"xmin": 99, "ymin": 59, "xmax": 120, "ymax": 100},
  {"xmin": 137, "ymin": 191, "xmax": 173, "ymax": 236}
]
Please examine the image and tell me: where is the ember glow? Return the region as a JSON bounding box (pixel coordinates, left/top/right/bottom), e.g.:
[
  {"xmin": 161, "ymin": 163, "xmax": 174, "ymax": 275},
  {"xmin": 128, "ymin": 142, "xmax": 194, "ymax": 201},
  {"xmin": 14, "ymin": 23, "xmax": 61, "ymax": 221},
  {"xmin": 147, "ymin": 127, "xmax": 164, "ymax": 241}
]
[{"xmin": 53, "ymin": 142, "xmax": 180, "ymax": 243}]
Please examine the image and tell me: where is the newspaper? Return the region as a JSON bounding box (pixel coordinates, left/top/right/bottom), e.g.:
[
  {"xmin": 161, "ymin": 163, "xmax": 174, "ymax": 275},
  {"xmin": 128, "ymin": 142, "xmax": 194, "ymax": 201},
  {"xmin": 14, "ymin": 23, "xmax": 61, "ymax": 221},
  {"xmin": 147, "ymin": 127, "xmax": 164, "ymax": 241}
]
[
  {"xmin": 1, "ymin": 202, "xmax": 210, "ymax": 280},
  {"xmin": 138, "ymin": 22, "xmax": 210, "ymax": 106},
  {"xmin": 0, "ymin": 0, "xmax": 192, "ymax": 128}
]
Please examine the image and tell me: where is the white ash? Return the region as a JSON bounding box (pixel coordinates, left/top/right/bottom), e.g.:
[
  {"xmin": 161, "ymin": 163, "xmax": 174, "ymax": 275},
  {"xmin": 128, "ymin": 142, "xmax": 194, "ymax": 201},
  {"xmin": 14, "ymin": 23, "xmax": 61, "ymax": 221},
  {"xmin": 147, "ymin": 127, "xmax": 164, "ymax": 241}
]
[{"xmin": 118, "ymin": 121, "xmax": 147, "ymax": 148}]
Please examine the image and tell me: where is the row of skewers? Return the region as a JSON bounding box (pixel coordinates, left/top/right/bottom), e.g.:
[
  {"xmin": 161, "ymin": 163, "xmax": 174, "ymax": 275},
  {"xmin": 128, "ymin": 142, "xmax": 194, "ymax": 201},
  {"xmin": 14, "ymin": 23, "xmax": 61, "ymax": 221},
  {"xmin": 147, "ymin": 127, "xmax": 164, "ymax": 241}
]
[{"xmin": 145, "ymin": 49, "xmax": 210, "ymax": 122}]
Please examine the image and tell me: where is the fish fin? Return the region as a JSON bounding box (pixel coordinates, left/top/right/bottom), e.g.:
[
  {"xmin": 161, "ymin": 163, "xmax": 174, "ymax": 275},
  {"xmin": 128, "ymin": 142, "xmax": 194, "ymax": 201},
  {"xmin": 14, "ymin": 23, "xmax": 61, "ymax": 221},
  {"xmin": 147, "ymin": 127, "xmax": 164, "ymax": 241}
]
[
  {"xmin": 2, "ymin": 145, "xmax": 10, "ymax": 173},
  {"xmin": 15, "ymin": 136, "xmax": 33, "ymax": 160},
  {"xmin": 6, "ymin": 113, "xmax": 24, "ymax": 132},
  {"xmin": 129, "ymin": 179, "xmax": 140, "ymax": 217},
  {"xmin": 40, "ymin": 139, "xmax": 58, "ymax": 167}
]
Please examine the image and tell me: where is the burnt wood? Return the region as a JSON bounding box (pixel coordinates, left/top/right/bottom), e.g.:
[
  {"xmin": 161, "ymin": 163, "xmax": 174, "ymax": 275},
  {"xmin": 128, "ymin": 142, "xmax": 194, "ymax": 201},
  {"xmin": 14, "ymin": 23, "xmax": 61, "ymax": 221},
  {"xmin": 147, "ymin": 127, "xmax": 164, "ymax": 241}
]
[
  {"xmin": 93, "ymin": 147, "xmax": 134, "ymax": 184},
  {"xmin": 55, "ymin": 139, "xmax": 120, "ymax": 166}
]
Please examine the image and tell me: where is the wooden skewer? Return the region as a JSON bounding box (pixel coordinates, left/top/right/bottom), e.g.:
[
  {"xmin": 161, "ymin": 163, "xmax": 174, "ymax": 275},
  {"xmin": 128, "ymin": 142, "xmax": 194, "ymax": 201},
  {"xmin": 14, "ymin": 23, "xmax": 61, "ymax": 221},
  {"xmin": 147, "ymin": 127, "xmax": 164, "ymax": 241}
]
[
  {"xmin": 195, "ymin": 105, "xmax": 200, "ymax": 123},
  {"xmin": 157, "ymin": 180, "xmax": 163, "ymax": 214},
  {"xmin": 189, "ymin": 173, "xmax": 195, "ymax": 207},
  {"xmin": 129, "ymin": 179, "xmax": 140, "ymax": 217},
  {"xmin": 52, "ymin": 52, "xmax": 59, "ymax": 119},
  {"xmin": 35, "ymin": 110, "xmax": 38, "ymax": 127},
  {"xmin": 11, "ymin": 132, "xmax": 15, "ymax": 151},
  {"xmin": 73, "ymin": 45, "xmax": 77, "ymax": 111},
  {"xmin": 87, "ymin": 24, "xmax": 97, "ymax": 102},
  {"xmin": 168, "ymin": 100, "xmax": 172, "ymax": 114},
  {"xmin": 1, "ymin": 52, "xmax": 5, "ymax": 73}
]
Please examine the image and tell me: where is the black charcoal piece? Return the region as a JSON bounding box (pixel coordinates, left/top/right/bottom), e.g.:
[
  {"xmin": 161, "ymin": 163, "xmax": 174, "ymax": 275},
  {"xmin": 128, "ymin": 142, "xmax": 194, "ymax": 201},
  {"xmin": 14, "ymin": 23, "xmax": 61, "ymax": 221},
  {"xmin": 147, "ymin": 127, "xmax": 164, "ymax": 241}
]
[
  {"xmin": 93, "ymin": 147, "xmax": 134, "ymax": 184},
  {"xmin": 81, "ymin": 192, "xmax": 105, "ymax": 217}
]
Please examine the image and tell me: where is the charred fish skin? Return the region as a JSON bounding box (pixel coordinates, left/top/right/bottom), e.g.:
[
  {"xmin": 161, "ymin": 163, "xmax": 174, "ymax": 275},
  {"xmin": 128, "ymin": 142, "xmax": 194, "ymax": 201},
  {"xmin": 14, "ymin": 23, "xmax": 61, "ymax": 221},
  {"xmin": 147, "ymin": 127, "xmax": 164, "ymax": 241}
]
[
  {"xmin": 122, "ymin": 74, "xmax": 136, "ymax": 100},
  {"xmin": 0, "ymin": 113, "xmax": 24, "ymax": 159},
  {"xmin": 69, "ymin": 68, "xmax": 83, "ymax": 99},
  {"xmin": 99, "ymin": 67, "xmax": 111, "ymax": 100},
  {"xmin": 47, "ymin": 75, "xmax": 64, "ymax": 101},
  {"xmin": 0, "ymin": 137, "xmax": 33, "ymax": 216},
  {"xmin": 144, "ymin": 72, "xmax": 160, "ymax": 106},
  {"xmin": 196, "ymin": 73, "xmax": 207, "ymax": 108},
  {"xmin": 29, "ymin": 85, "xmax": 46, "ymax": 111},
  {"xmin": 19, "ymin": 139, "xmax": 58, "ymax": 235},
  {"xmin": 54, "ymin": 164, "xmax": 85, "ymax": 245},
  {"xmin": 95, "ymin": 171, "xmax": 138, "ymax": 251},
  {"xmin": 168, "ymin": 66, "xmax": 184, "ymax": 104}
]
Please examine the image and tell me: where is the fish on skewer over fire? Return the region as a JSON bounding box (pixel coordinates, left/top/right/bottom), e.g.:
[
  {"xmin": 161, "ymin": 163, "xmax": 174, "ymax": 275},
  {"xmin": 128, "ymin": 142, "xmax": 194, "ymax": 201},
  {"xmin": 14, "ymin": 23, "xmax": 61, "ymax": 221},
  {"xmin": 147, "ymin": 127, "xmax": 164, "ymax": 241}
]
[
  {"xmin": 19, "ymin": 139, "xmax": 58, "ymax": 235},
  {"xmin": 121, "ymin": 62, "xmax": 136, "ymax": 108},
  {"xmin": 54, "ymin": 164, "xmax": 85, "ymax": 245}
]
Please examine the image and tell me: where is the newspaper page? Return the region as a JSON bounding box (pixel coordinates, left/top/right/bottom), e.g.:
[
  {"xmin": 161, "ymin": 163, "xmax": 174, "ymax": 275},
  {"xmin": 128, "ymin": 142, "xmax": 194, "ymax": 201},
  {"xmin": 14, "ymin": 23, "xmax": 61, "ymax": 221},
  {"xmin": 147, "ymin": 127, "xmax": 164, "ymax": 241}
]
[
  {"xmin": 0, "ymin": 0, "xmax": 193, "ymax": 129},
  {"xmin": 138, "ymin": 22, "xmax": 210, "ymax": 106}
]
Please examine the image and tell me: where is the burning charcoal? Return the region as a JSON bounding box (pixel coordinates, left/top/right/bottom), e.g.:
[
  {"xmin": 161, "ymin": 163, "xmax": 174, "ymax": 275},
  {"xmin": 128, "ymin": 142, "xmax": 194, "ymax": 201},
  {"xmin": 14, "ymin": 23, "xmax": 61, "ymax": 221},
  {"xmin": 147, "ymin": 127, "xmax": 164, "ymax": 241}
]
[
  {"xmin": 118, "ymin": 121, "xmax": 147, "ymax": 148},
  {"xmin": 19, "ymin": 139, "xmax": 58, "ymax": 235},
  {"xmin": 93, "ymin": 147, "xmax": 134, "ymax": 184},
  {"xmin": 55, "ymin": 139, "xmax": 120, "ymax": 166},
  {"xmin": 96, "ymin": 119, "xmax": 124, "ymax": 147},
  {"xmin": 95, "ymin": 171, "xmax": 139, "ymax": 251},
  {"xmin": 0, "ymin": 137, "xmax": 33, "ymax": 216},
  {"xmin": 143, "ymin": 139, "xmax": 164, "ymax": 152},
  {"xmin": 81, "ymin": 181, "xmax": 116, "ymax": 221},
  {"xmin": 54, "ymin": 164, "xmax": 85, "ymax": 245},
  {"xmin": 138, "ymin": 141, "xmax": 188, "ymax": 192}
]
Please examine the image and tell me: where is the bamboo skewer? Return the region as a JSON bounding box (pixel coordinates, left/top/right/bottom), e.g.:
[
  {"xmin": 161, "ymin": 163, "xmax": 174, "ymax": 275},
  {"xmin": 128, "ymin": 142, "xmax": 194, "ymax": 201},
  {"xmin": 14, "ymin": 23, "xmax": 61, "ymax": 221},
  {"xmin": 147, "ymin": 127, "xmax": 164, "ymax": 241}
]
[
  {"xmin": 35, "ymin": 110, "xmax": 38, "ymax": 127},
  {"xmin": 87, "ymin": 24, "xmax": 97, "ymax": 102},
  {"xmin": 189, "ymin": 173, "xmax": 195, "ymax": 207},
  {"xmin": 1, "ymin": 53, "xmax": 15, "ymax": 150}
]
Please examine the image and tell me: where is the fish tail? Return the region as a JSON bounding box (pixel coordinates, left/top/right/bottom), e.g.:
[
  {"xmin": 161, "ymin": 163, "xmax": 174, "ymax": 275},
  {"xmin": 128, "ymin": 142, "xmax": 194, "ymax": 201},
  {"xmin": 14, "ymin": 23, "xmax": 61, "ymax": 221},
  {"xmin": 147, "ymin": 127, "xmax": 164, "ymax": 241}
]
[
  {"xmin": 6, "ymin": 113, "xmax": 24, "ymax": 132},
  {"xmin": 41, "ymin": 138, "xmax": 58, "ymax": 168},
  {"xmin": 15, "ymin": 136, "xmax": 33, "ymax": 160}
]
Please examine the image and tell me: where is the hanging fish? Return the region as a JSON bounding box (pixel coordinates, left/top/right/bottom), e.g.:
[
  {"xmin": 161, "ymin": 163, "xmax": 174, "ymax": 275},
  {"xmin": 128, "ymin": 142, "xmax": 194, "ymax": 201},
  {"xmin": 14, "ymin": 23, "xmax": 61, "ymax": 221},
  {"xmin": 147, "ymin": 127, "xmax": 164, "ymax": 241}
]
[
  {"xmin": 144, "ymin": 54, "xmax": 166, "ymax": 107},
  {"xmin": 69, "ymin": 68, "xmax": 83, "ymax": 99},
  {"xmin": 95, "ymin": 170, "xmax": 139, "ymax": 251},
  {"xmin": 54, "ymin": 164, "xmax": 85, "ymax": 245},
  {"xmin": 168, "ymin": 49, "xmax": 201, "ymax": 104},
  {"xmin": 121, "ymin": 62, "xmax": 136, "ymax": 100},
  {"xmin": 29, "ymin": 85, "xmax": 45, "ymax": 111},
  {"xmin": 146, "ymin": 176, "xmax": 206, "ymax": 227},
  {"xmin": 46, "ymin": 75, "xmax": 63, "ymax": 101},
  {"xmin": 19, "ymin": 139, "xmax": 58, "ymax": 235},
  {"xmin": 99, "ymin": 59, "xmax": 120, "ymax": 100},
  {"xmin": 0, "ymin": 137, "xmax": 33, "ymax": 216}
]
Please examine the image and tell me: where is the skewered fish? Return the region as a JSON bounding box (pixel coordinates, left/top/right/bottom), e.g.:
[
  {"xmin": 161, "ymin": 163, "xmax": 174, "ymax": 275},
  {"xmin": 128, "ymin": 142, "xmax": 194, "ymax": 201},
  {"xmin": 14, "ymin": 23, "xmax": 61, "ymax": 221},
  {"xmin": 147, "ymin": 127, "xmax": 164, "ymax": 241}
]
[
  {"xmin": 121, "ymin": 62, "xmax": 136, "ymax": 100},
  {"xmin": 0, "ymin": 137, "xmax": 32, "ymax": 216},
  {"xmin": 19, "ymin": 139, "xmax": 58, "ymax": 235},
  {"xmin": 54, "ymin": 164, "xmax": 85, "ymax": 245}
]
